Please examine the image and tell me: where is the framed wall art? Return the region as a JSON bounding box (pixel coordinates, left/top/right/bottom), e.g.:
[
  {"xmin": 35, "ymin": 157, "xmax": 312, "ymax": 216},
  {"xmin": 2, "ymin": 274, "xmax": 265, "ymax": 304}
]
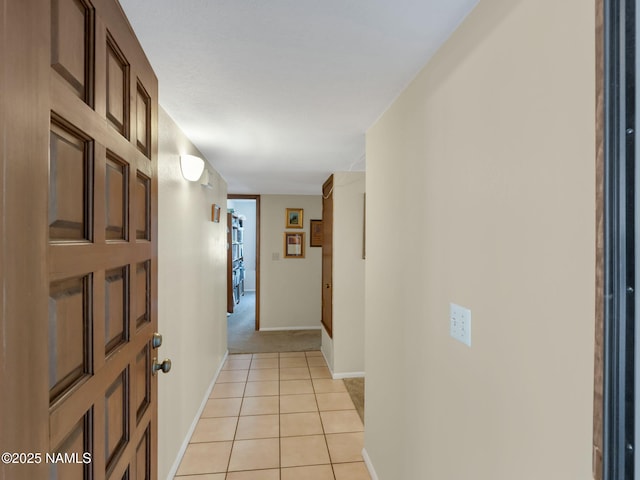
[
  {"xmin": 310, "ymin": 219, "xmax": 323, "ymax": 247},
  {"xmin": 284, "ymin": 232, "xmax": 305, "ymax": 258},
  {"xmin": 212, "ymin": 204, "xmax": 221, "ymax": 223},
  {"xmin": 285, "ymin": 208, "xmax": 303, "ymax": 229}
]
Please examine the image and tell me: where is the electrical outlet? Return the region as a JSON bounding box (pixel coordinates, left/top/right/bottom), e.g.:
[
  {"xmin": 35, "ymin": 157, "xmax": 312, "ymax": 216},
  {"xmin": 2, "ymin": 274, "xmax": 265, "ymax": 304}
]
[
  {"xmin": 272, "ymin": 252, "xmax": 280, "ymax": 261},
  {"xmin": 450, "ymin": 303, "xmax": 471, "ymax": 346}
]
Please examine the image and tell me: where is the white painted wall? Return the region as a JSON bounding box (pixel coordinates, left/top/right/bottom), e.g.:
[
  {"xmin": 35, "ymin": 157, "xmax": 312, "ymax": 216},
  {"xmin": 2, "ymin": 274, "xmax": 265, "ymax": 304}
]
[
  {"xmin": 365, "ymin": 0, "xmax": 595, "ymax": 478},
  {"xmin": 157, "ymin": 108, "xmax": 228, "ymax": 479},
  {"xmin": 323, "ymin": 172, "xmax": 366, "ymax": 377},
  {"xmin": 321, "ymin": 327, "xmax": 334, "ymax": 371},
  {"xmin": 260, "ymin": 194, "xmax": 322, "ymax": 330},
  {"xmin": 228, "ymin": 199, "xmax": 257, "ymax": 291}
]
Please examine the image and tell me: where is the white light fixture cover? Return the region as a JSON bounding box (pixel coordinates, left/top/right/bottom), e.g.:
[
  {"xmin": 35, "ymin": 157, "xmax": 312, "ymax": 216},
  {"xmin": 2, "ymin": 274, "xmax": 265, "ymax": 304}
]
[{"xmin": 180, "ymin": 154, "xmax": 205, "ymax": 181}]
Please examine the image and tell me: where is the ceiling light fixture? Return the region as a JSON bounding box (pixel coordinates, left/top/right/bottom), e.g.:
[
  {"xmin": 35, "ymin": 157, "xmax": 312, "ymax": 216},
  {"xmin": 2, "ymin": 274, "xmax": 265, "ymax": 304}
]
[{"xmin": 180, "ymin": 154, "xmax": 205, "ymax": 182}]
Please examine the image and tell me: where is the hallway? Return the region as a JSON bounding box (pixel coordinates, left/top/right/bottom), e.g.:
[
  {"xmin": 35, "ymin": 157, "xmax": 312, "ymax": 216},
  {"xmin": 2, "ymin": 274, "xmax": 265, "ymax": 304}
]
[{"xmin": 174, "ymin": 351, "xmax": 370, "ymax": 479}]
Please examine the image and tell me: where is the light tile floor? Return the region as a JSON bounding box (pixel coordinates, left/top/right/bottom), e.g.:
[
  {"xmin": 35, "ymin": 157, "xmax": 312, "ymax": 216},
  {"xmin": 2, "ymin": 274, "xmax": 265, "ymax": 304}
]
[{"xmin": 175, "ymin": 351, "xmax": 370, "ymax": 480}]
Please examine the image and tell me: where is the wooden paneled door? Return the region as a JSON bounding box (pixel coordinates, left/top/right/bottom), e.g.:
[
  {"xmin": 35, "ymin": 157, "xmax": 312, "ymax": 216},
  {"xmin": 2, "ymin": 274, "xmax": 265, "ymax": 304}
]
[
  {"xmin": 322, "ymin": 175, "xmax": 334, "ymax": 337},
  {"xmin": 0, "ymin": 0, "xmax": 161, "ymax": 479}
]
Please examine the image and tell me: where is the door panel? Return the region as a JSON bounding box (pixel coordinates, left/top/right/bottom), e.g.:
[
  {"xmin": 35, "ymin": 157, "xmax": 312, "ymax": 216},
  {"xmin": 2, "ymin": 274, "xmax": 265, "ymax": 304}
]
[
  {"xmin": 134, "ymin": 345, "xmax": 151, "ymax": 422},
  {"xmin": 104, "ymin": 266, "xmax": 128, "ymax": 355},
  {"xmin": 49, "ymin": 118, "xmax": 94, "ymax": 241},
  {"xmin": 135, "ymin": 261, "xmax": 151, "ymax": 328},
  {"xmin": 135, "ymin": 83, "xmax": 151, "ymax": 158},
  {"xmin": 135, "ymin": 174, "xmax": 151, "ymax": 240},
  {"xmin": 51, "ymin": 0, "xmax": 95, "ymax": 104},
  {"xmin": 105, "ymin": 369, "xmax": 129, "ymax": 475},
  {"xmin": 51, "ymin": 411, "xmax": 93, "ymax": 479},
  {"xmin": 48, "ymin": 274, "xmax": 93, "ymax": 403},
  {"xmin": 105, "ymin": 33, "xmax": 130, "ymax": 137},
  {"xmin": 105, "ymin": 153, "xmax": 129, "ymax": 241},
  {"xmin": 135, "ymin": 427, "xmax": 151, "ymax": 480}
]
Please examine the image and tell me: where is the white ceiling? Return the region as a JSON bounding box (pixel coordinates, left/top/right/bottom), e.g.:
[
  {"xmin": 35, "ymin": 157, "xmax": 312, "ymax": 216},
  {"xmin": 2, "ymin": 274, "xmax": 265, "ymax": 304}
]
[{"xmin": 119, "ymin": 0, "xmax": 479, "ymax": 195}]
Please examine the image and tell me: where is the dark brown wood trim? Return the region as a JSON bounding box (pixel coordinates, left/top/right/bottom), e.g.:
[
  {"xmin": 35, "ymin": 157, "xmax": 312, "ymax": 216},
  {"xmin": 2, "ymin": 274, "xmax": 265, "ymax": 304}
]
[
  {"xmin": 594, "ymin": 0, "xmax": 604, "ymax": 477},
  {"xmin": 226, "ymin": 212, "xmax": 234, "ymax": 314},
  {"xmin": 228, "ymin": 194, "xmax": 261, "ymax": 331},
  {"xmin": 321, "ymin": 175, "xmax": 333, "ymax": 338}
]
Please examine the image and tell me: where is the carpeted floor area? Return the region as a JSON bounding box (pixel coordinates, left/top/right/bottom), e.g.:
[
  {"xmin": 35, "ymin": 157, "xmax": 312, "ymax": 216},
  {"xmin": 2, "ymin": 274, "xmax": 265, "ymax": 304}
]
[
  {"xmin": 227, "ymin": 291, "xmax": 364, "ymax": 421},
  {"xmin": 227, "ymin": 291, "xmax": 321, "ymax": 353},
  {"xmin": 343, "ymin": 377, "xmax": 365, "ymax": 424}
]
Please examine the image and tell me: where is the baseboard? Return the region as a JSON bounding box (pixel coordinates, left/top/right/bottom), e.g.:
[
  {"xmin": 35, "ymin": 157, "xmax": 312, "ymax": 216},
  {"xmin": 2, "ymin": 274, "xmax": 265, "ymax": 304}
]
[
  {"xmin": 259, "ymin": 326, "xmax": 321, "ymax": 331},
  {"xmin": 332, "ymin": 371, "xmax": 365, "ymax": 380},
  {"xmin": 362, "ymin": 448, "xmax": 380, "ymax": 480},
  {"xmin": 166, "ymin": 350, "xmax": 229, "ymax": 480}
]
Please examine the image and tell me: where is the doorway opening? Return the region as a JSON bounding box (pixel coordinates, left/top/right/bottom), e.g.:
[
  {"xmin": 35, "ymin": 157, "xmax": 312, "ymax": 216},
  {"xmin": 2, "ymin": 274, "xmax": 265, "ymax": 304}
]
[{"xmin": 227, "ymin": 195, "xmax": 260, "ymax": 339}]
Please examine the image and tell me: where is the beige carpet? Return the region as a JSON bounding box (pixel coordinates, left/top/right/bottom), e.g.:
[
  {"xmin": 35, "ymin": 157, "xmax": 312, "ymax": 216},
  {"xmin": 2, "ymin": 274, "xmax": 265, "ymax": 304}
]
[
  {"xmin": 227, "ymin": 291, "xmax": 321, "ymax": 353},
  {"xmin": 227, "ymin": 291, "xmax": 364, "ymax": 418},
  {"xmin": 343, "ymin": 377, "xmax": 365, "ymax": 423}
]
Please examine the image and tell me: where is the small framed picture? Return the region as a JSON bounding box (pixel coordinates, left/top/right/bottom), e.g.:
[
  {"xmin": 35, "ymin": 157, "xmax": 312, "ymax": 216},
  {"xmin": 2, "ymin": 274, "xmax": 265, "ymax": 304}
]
[
  {"xmin": 284, "ymin": 232, "xmax": 305, "ymax": 258},
  {"xmin": 310, "ymin": 219, "xmax": 323, "ymax": 247},
  {"xmin": 286, "ymin": 208, "xmax": 303, "ymax": 229},
  {"xmin": 212, "ymin": 204, "xmax": 221, "ymax": 223}
]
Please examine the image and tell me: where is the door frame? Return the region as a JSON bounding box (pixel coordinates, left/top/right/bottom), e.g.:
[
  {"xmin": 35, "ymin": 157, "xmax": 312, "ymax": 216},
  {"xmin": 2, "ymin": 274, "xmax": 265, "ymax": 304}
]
[
  {"xmin": 228, "ymin": 194, "xmax": 261, "ymax": 330},
  {"xmin": 321, "ymin": 175, "xmax": 334, "ymax": 338},
  {"xmin": 595, "ymin": 0, "xmax": 638, "ymax": 478}
]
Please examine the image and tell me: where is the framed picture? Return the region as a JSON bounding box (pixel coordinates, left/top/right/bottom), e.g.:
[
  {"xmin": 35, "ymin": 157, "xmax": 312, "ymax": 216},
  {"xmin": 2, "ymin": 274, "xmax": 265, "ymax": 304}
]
[
  {"xmin": 284, "ymin": 232, "xmax": 305, "ymax": 258},
  {"xmin": 212, "ymin": 204, "xmax": 221, "ymax": 223},
  {"xmin": 310, "ymin": 219, "xmax": 323, "ymax": 247},
  {"xmin": 285, "ymin": 208, "xmax": 303, "ymax": 229}
]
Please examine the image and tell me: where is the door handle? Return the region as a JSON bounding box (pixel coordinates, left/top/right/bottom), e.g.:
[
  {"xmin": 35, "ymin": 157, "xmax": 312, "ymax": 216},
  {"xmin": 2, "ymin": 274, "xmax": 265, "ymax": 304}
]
[
  {"xmin": 152, "ymin": 332, "xmax": 163, "ymax": 349},
  {"xmin": 152, "ymin": 358, "xmax": 172, "ymax": 375},
  {"xmin": 325, "ymin": 284, "xmax": 331, "ymax": 289}
]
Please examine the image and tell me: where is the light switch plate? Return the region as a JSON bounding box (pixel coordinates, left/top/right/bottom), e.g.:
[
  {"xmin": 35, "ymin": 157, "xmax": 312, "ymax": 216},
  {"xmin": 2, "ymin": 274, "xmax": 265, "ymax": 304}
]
[{"xmin": 450, "ymin": 303, "xmax": 471, "ymax": 346}]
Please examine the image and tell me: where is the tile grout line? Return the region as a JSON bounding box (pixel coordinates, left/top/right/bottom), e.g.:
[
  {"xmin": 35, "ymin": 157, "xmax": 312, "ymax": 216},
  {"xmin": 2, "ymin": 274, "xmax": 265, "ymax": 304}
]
[
  {"xmin": 310, "ymin": 352, "xmax": 339, "ymax": 480},
  {"xmin": 223, "ymin": 355, "xmax": 242, "ymax": 476},
  {"xmin": 278, "ymin": 352, "xmax": 282, "ymax": 480}
]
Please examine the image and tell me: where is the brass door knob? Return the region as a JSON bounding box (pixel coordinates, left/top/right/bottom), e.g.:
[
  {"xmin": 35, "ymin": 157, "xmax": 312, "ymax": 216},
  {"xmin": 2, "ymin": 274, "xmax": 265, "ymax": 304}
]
[{"xmin": 152, "ymin": 358, "xmax": 172, "ymax": 375}]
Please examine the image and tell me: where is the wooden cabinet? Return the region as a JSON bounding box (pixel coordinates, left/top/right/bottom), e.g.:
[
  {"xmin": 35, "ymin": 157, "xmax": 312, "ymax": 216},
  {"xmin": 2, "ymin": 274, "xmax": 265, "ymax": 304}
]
[{"xmin": 227, "ymin": 212, "xmax": 245, "ymax": 313}]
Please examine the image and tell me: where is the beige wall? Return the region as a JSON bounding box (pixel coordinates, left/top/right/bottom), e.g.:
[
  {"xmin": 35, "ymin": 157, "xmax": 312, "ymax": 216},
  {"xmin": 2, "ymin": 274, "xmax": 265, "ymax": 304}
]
[
  {"xmin": 260, "ymin": 194, "xmax": 322, "ymax": 329},
  {"xmin": 157, "ymin": 108, "xmax": 228, "ymax": 479},
  {"xmin": 326, "ymin": 172, "xmax": 366, "ymax": 376},
  {"xmin": 365, "ymin": 0, "xmax": 595, "ymax": 478}
]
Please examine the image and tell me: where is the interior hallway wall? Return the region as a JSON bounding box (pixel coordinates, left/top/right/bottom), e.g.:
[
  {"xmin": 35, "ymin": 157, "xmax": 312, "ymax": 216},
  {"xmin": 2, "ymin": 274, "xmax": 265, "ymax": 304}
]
[
  {"xmin": 260, "ymin": 194, "xmax": 322, "ymax": 330},
  {"xmin": 365, "ymin": 0, "xmax": 595, "ymax": 478},
  {"xmin": 157, "ymin": 107, "xmax": 228, "ymax": 479},
  {"xmin": 322, "ymin": 172, "xmax": 366, "ymax": 377}
]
